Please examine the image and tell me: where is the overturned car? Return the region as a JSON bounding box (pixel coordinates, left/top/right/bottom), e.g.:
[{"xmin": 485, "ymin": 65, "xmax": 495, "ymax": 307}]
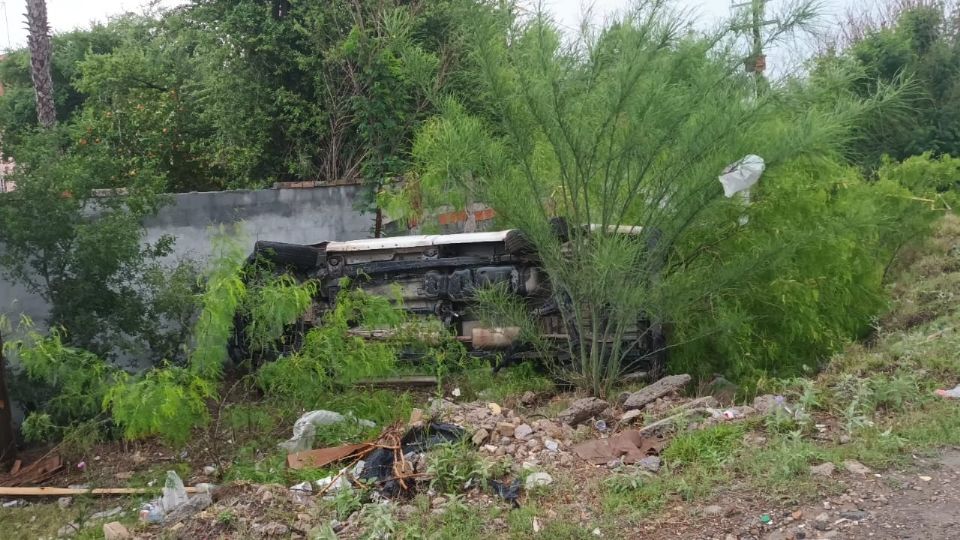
[{"xmin": 231, "ymin": 226, "xmax": 666, "ymax": 374}]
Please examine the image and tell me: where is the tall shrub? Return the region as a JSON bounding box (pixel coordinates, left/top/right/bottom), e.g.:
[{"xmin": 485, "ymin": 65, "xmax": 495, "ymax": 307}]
[{"xmin": 412, "ymin": 3, "xmax": 874, "ymax": 396}]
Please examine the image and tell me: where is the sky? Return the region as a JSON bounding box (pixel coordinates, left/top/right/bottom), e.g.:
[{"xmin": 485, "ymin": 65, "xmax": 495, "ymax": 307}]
[{"xmin": 1, "ymin": 0, "xmax": 865, "ymax": 69}]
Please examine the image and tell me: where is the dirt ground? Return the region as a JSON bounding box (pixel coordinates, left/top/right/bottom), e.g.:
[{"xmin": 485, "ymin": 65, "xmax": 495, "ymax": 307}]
[{"xmin": 643, "ymin": 447, "xmax": 960, "ymax": 540}]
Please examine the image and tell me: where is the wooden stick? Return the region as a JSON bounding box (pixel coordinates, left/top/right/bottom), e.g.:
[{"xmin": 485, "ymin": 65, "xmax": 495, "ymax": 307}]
[
  {"xmin": 353, "ymin": 376, "xmax": 438, "ymax": 388},
  {"xmin": 0, "ymin": 486, "xmax": 203, "ymax": 496}
]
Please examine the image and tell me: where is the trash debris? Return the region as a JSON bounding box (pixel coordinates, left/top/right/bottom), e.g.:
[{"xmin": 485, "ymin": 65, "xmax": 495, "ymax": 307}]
[
  {"xmin": 202, "ymin": 465, "xmax": 217, "ymax": 476},
  {"xmin": 490, "ymin": 479, "xmax": 521, "ymax": 507},
  {"xmin": 1, "ymin": 499, "xmax": 26, "ymax": 508},
  {"xmin": 919, "ymin": 475, "xmax": 933, "ymax": 482},
  {"xmin": 360, "ymin": 422, "xmax": 467, "ymax": 496},
  {"xmin": 452, "ymin": 388, "xmax": 462, "ymax": 398},
  {"xmin": 278, "ymin": 410, "xmax": 375, "ymax": 453},
  {"xmin": 524, "ymin": 472, "xmax": 553, "ymax": 490},
  {"xmin": 719, "ymin": 154, "xmax": 765, "ymax": 197},
  {"xmin": 543, "ymin": 439, "xmax": 559, "ymax": 452},
  {"xmin": 593, "ymin": 420, "xmax": 609, "ymax": 432},
  {"xmin": 623, "ymin": 374, "xmax": 692, "ymax": 410},
  {"xmin": 8, "ymin": 453, "xmax": 64, "ymax": 486},
  {"xmin": 936, "ymin": 384, "xmax": 960, "ymax": 398},
  {"xmin": 557, "ymin": 397, "xmax": 609, "ymax": 426},
  {"xmin": 316, "ymin": 473, "xmax": 353, "ymax": 495},
  {"xmin": 287, "ymin": 442, "xmax": 372, "ymax": 470},
  {"xmin": 163, "ymin": 491, "xmax": 212, "ymax": 524},
  {"xmin": 161, "ymin": 471, "xmax": 190, "ymax": 513},
  {"xmin": 759, "ymin": 513, "xmax": 772, "ymax": 525},
  {"xmin": 572, "ymin": 430, "xmax": 667, "ymax": 465}
]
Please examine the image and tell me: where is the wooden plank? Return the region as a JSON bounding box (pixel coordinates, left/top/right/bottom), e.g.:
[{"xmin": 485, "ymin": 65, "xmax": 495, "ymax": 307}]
[
  {"xmin": 353, "ymin": 376, "xmax": 438, "ymax": 389},
  {"xmin": 0, "ymin": 486, "xmax": 203, "ymax": 496},
  {"xmin": 8, "ymin": 460, "xmax": 21, "ymax": 475},
  {"xmin": 287, "ymin": 443, "xmax": 371, "ymax": 470}
]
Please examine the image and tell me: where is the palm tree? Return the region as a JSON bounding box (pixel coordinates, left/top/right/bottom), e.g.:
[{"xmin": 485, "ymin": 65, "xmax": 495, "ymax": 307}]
[{"xmin": 25, "ymin": 0, "xmax": 56, "ymax": 128}]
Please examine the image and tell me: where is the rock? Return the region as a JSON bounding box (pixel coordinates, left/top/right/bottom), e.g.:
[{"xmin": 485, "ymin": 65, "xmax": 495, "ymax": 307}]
[
  {"xmin": 525, "ymin": 472, "xmax": 554, "ymax": 490},
  {"xmin": 557, "ymin": 397, "xmax": 610, "ymax": 426},
  {"xmin": 57, "ymin": 497, "xmax": 72, "ymax": 509},
  {"xmin": 1, "ymin": 499, "xmax": 26, "ymax": 508},
  {"xmin": 497, "ymin": 422, "xmax": 517, "ymax": 437},
  {"xmin": 843, "ymin": 460, "xmax": 872, "ymax": 475},
  {"xmin": 813, "ymin": 512, "xmax": 831, "ymax": 531},
  {"xmin": 504, "ymin": 444, "xmax": 517, "ymax": 454},
  {"xmin": 623, "ymin": 375, "xmax": 692, "ymax": 410},
  {"xmin": 163, "ymin": 492, "xmax": 213, "ymax": 524},
  {"xmin": 525, "ymin": 438, "xmax": 540, "ymax": 449},
  {"xmin": 432, "ymin": 496, "xmax": 447, "ymax": 507},
  {"xmin": 752, "ymin": 394, "xmax": 788, "ymax": 415},
  {"xmin": 514, "ymin": 424, "xmax": 534, "ymax": 439},
  {"xmin": 89, "ymin": 506, "xmax": 123, "ymax": 521},
  {"xmin": 706, "ymin": 375, "xmax": 739, "ymax": 405},
  {"xmin": 840, "ymin": 510, "xmax": 868, "ymax": 521},
  {"xmin": 472, "ymin": 428, "xmax": 490, "ymax": 446},
  {"xmin": 202, "ymin": 465, "xmax": 217, "ymax": 476},
  {"xmin": 488, "ymin": 403, "xmax": 502, "ymax": 416},
  {"xmin": 57, "ymin": 523, "xmax": 80, "ymax": 537},
  {"xmin": 544, "ymin": 439, "xmax": 560, "ymax": 452},
  {"xmin": 620, "ymin": 409, "xmax": 644, "ymax": 423},
  {"xmin": 520, "ymin": 392, "xmax": 537, "ymax": 406},
  {"xmin": 810, "ymin": 462, "xmax": 836, "ymax": 477},
  {"xmin": 409, "ymin": 408, "xmax": 424, "ymax": 425},
  {"xmin": 638, "ymin": 456, "xmax": 661, "ymax": 472},
  {"xmin": 483, "ymin": 444, "xmax": 498, "ymax": 453},
  {"xmin": 102, "ymin": 521, "xmax": 131, "ymax": 540},
  {"xmin": 703, "ymin": 505, "xmax": 724, "ymax": 516},
  {"xmin": 253, "ymin": 521, "xmax": 289, "ymax": 537}
]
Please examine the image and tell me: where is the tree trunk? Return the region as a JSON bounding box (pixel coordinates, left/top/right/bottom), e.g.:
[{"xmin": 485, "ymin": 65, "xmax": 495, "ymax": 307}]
[
  {"xmin": 0, "ymin": 329, "xmax": 16, "ymax": 466},
  {"xmin": 26, "ymin": 0, "xmax": 56, "ymax": 128}
]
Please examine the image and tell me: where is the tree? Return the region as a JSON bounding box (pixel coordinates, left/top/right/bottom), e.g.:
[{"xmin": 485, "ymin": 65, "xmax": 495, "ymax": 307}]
[
  {"xmin": 814, "ymin": 1, "xmax": 960, "ymax": 169},
  {"xmin": 0, "ymin": 129, "xmax": 174, "ymax": 359},
  {"xmin": 412, "ymin": 2, "xmax": 893, "ymax": 396},
  {"xmin": 25, "ymin": 0, "xmax": 56, "ymax": 128}
]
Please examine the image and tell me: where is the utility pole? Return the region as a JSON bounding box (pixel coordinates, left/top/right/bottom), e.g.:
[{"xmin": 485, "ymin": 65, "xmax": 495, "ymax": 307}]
[{"xmin": 731, "ymin": 0, "xmax": 778, "ymax": 95}]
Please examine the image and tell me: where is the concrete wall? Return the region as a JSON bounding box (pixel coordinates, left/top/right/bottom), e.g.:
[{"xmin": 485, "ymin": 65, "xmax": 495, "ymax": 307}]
[{"xmin": 0, "ymin": 184, "xmax": 374, "ymax": 328}]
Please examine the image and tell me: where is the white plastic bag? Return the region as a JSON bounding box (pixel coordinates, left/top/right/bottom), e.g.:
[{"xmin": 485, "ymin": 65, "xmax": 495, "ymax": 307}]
[
  {"xmin": 278, "ymin": 410, "xmax": 378, "ymax": 453},
  {"xmin": 160, "ymin": 470, "xmax": 189, "ymax": 513},
  {"xmin": 719, "ymin": 155, "xmax": 765, "ymax": 198}
]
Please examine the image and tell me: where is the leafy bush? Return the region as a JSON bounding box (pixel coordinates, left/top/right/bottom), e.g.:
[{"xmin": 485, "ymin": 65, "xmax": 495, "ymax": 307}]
[
  {"xmin": 668, "ymin": 157, "xmax": 937, "ymax": 381},
  {"xmin": 188, "ymin": 229, "xmax": 248, "ymax": 381},
  {"xmin": 878, "ymin": 152, "xmax": 960, "ymax": 207},
  {"xmin": 256, "ymin": 287, "xmax": 406, "ymax": 401},
  {"xmin": 104, "ymin": 367, "xmax": 214, "ymax": 444},
  {"xmin": 12, "ymin": 327, "xmax": 115, "ymax": 426}
]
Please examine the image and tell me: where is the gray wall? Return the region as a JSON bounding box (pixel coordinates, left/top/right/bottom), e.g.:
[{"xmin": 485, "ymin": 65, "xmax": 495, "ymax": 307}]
[{"xmin": 0, "ymin": 184, "xmax": 374, "ymax": 328}]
